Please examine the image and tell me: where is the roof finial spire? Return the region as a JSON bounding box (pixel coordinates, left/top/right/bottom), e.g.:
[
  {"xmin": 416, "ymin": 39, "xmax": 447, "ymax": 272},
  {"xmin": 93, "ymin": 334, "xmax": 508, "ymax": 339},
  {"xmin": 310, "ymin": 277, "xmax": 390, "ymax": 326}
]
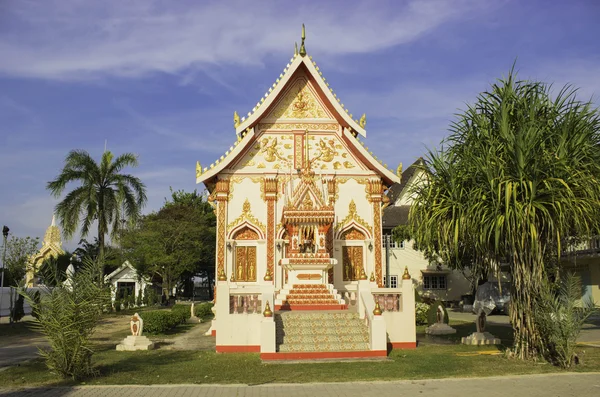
[
  {"xmin": 299, "ymin": 24, "xmax": 306, "ymax": 57},
  {"xmin": 51, "ymin": 214, "xmax": 56, "ymax": 227},
  {"xmin": 294, "ymin": 42, "xmax": 298, "ymax": 56}
]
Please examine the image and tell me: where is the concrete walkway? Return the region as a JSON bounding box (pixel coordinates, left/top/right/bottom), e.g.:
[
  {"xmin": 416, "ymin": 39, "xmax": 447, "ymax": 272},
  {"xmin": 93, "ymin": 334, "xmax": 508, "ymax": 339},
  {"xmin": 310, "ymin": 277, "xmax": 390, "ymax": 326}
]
[
  {"xmin": 1, "ymin": 373, "xmax": 599, "ymax": 396},
  {"xmin": 448, "ymin": 311, "xmax": 600, "ymax": 347}
]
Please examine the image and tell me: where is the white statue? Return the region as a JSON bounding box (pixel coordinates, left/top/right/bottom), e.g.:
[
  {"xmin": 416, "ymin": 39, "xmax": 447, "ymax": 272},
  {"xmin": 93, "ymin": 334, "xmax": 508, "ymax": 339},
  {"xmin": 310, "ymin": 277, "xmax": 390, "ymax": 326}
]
[{"xmin": 130, "ymin": 313, "xmax": 144, "ymax": 336}]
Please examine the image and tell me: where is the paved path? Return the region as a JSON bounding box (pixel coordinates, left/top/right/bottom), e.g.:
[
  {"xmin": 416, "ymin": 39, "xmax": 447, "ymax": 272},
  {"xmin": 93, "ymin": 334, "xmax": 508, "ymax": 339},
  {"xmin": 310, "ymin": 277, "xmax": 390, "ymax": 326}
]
[{"xmin": 1, "ymin": 373, "xmax": 599, "ymax": 396}]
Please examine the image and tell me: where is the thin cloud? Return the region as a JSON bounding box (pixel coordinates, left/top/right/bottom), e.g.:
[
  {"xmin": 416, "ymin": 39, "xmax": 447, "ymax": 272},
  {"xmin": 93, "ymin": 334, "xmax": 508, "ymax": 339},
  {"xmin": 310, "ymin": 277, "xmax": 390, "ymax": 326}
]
[{"xmin": 0, "ymin": 0, "xmax": 487, "ymax": 81}]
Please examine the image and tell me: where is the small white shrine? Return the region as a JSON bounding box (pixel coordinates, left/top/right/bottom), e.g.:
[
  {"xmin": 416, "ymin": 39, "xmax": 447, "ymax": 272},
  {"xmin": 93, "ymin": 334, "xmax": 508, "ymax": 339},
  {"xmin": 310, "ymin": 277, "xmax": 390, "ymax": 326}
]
[{"xmin": 196, "ymin": 26, "xmax": 416, "ymax": 359}]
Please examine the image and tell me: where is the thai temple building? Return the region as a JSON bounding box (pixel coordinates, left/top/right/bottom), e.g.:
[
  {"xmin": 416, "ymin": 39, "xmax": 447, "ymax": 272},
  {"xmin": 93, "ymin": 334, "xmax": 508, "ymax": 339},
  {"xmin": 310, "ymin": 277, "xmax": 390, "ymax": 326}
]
[
  {"xmin": 26, "ymin": 215, "xmax": 65, "ymax": 287},
  {"xmin": 196, "ymin": 26, "xmax": 416, "ymax": 359}
]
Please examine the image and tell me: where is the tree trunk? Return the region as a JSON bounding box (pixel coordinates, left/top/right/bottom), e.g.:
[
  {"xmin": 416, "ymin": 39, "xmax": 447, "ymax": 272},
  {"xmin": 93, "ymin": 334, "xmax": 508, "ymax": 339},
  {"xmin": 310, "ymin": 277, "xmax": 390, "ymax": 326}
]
[
  {"xmin": 97, "ymin": 227, "xmax": 105, "ymax": 287},
  {"xmin": 509, "ymin": 251, "xmax": 545, "ymax": 360}
]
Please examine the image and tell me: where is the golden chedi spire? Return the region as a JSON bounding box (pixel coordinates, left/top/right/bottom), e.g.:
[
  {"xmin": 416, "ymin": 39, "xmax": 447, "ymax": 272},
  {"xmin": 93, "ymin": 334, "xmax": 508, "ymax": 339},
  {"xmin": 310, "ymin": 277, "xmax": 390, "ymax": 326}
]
[{"xmin": 43, "ymin": 214, "xmax": 62, "ymax": 247}]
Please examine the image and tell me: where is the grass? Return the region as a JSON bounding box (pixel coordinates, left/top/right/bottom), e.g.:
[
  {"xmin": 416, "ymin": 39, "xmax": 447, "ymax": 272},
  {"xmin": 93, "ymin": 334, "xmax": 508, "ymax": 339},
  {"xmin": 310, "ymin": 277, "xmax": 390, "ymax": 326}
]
[{"xmin": 2, "ymin": 344, "xmax": 599, "ymax": 388}]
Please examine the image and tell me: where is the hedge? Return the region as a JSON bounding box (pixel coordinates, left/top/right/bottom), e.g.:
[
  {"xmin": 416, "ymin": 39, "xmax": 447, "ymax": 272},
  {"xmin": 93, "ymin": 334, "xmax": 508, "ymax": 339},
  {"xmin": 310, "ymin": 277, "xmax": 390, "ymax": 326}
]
[
  {"xmin": 171, "ymin": 304, "xmax": 192, "ymax": 324},
  {"xmin": 194, "ymin": 302, "xmax": 214, "ymax": 320},
  {"xmin": 142, "ymin": 310, "xmax": 180, "ymax": 334}
]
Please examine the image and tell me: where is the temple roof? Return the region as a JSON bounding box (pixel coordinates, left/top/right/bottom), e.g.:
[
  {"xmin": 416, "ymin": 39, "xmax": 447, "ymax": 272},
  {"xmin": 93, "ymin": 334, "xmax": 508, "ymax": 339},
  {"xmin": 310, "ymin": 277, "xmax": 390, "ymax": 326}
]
[{"xmin": 196, "ymin": 27, "xmax": 401, "ymax": 187}]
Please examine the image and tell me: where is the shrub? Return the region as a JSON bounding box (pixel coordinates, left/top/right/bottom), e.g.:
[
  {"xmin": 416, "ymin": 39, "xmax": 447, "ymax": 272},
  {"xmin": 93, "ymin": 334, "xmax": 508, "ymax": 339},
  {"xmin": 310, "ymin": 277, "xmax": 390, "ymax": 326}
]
[
  {"xmin": 534, "ymin": 273, "xmax": 598, "ymax": 368},
  {"xmin": 171, "ymin": 304, "xmax": 191, "ymax": 324},
  {"xmin": 22, "ymin": 258, "xmax": 110, "ymax": 380},
  {"xmin": 136, "ymin": 291, "xmax": 143, "ymax": 307},
  {"xmin": 142, "ymin": 310, "xmax": 180, "ymax": 334},
  {"xmin": 194, "ymin": 302, "xmax": 214, "ymax": 320},
  {"xmin": 122, "ymin": 290, "xmax": 130, "ymax": 309},
  {"xmin": 415, "ymin": 302, "xmax": 430, "ymax": 325},
  {"xmin": 427, "ymin": 300, "xmax": 449, "ymax": 326},
  {"xmin": 114, "ymin": 299, "xmax": 122, "ymax": 312},
  {"xmin": 128, "ymin": 293, "xmax": 135, "ymax": 309},
  {"xmin": 11, "ymin": 292, "xmax": 25, "ymax": 322}
]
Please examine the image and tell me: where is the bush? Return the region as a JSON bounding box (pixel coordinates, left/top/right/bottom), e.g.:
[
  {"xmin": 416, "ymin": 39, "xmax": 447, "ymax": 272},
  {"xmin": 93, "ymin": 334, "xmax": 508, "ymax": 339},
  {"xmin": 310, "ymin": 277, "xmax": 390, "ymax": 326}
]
[
  {"xmin": 142, "ymin": 310, "xmax": 180, "ymax": 334},
  {"xmin": 194, "ymin": 302, "xmax": 214, "ymax": 320},
  {"xmin": 534, "ymin": 273, "xmax": 598, "ymax": 368},
  {"xmin": 122, "ymin": 290, "xmax": 130, "ymax": 309},
  {"xmin": 415, "ymin": 302, "xmax": 430, "ymax": 325},
  {"xmin": 11, "ymin": 292, "xmax": 25, "ymax": 322},
  {"xmin": 22, "ymin": 259, "xmax": 110, "ymax": 380},
  {"xmin": 171, "ymin": 304, "xmax": 191, "ymax": 324},
  {"xmin": 427, "ymin": 300, "xmax": 449, "ymax": 326},
  {"xmin": 114, "ymin": 299, "xmax": 122, "ymax": 312},
  {"xmin": 128, "ymin": 293, "xmax": 135, "ymax": 309},
  {"xmin": 136, "ymin": 291, "xmax": 143, "ymax": 307}
]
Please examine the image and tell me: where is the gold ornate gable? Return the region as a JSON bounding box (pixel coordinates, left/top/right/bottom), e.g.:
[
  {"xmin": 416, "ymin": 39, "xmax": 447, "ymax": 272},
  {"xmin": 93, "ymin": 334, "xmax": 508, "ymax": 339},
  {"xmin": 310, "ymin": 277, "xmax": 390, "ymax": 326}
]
[
  {"xmin": 227, "ymin": 199, "xmax": 266, "ymax": 238},
  {"xmin": 335, "ymin": 199, "xmax": 372, "ymax": 238},
  {"xmin": 265, "ymin": 76, "xmax": 334, "ymax": 121}
]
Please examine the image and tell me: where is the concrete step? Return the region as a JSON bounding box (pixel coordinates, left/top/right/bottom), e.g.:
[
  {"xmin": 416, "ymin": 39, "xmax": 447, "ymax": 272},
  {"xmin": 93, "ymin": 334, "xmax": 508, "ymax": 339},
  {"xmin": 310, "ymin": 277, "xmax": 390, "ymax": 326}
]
[
  {"xmin": 278, "ymin": 341, "xmax": 370, "ymax": 352},
  {"xmin": 277, "ymin": 333, "xmax": 368, "ymax": 344}
]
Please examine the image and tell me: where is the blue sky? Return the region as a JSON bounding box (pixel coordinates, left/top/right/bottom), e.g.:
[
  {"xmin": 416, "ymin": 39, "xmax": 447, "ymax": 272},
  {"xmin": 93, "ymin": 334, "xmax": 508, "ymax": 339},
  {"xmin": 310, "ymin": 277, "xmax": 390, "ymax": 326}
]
[{"xmin": 0, "ymin": 0, "xmax": 599, "ymax": 249}]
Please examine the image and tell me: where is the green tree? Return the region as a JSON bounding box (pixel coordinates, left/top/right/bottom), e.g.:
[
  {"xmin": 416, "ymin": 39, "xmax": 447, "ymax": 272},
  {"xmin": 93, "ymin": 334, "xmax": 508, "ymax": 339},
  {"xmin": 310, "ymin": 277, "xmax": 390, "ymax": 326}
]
[
  {"xmin": 122, "ymin": 189, "xmax": 215, "ymax": 298},
  {"xmin": 2, "ymin": 236, "xmax": 39, "ymax": 323},
  {"xmin": 47, "ymin": 150, "xmax": 147, "ymax": 283},
  {"xmin": 408, "ymin": 69, "xmax": 600, "ymax": 360}
]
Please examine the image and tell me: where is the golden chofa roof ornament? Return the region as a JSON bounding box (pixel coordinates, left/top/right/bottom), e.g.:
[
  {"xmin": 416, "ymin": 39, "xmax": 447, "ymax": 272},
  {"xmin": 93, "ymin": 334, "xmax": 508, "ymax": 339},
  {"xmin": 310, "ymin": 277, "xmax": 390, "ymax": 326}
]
[
  {"xmin": 359, "ymin": 113, "xmax": 367, "ymax": 128},
  {"xmin": 233, "ymin": 111, "xmax": 240, "ymax": 128},
  {"xmin": 196, "ymin": 161, "xmax": 202, "ymax": 178},
  {"xmin": 299, "ymin": 24, "xmax": 307, "ymax": 57},
  {"xmin": 396, "ymin": 162, "xmax": 403, "ymax": 178},
  {"xmin": 294, "ymin": 42, "xmax": 298, "ymax": 56}
]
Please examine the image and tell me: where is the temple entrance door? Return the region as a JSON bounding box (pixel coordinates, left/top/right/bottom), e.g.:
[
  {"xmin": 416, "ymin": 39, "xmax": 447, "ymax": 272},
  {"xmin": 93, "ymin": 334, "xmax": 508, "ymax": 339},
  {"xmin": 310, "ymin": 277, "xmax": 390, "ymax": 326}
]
[
  {"xmin": 234, "ymin": 246, "xmax": 257, "ymax": 282},
  {"xmin": 342, "ymin": 246, "xmax": 363, "ymax": 281}
]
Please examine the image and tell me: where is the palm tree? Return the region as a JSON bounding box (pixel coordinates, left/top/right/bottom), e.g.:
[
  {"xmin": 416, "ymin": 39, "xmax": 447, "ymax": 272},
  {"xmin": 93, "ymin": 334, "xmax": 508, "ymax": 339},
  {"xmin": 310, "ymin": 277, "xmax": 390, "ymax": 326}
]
[
  {"xmin": 47, "ymin": 150, "xmax": 147, "ymax": 282},
  {"xmin": 409, "ymin": 70, "xmax": 600, "ymax": 360}
]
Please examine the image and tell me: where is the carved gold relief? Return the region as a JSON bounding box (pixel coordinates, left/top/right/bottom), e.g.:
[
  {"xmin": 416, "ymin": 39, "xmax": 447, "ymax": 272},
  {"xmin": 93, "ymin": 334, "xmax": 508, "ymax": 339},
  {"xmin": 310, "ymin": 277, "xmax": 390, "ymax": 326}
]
[
  {"xmin": 343, "ymin": 161, "xmax": 355, "ymax": 169},
  {"xmin": 284, "ymin": 144, "xmax": 292, "ymax": 149},
  {"xmin": 268, "ymin": 79, "xmax": 330, "ymax": 119},
  {"xmin": 257, "ymin": 163, "xmax": 266, "ymax": 168},
  {"xmin": 333, "ymin": 161, "xmax": 342, "ymax": 170},
  {"xmin": 316, "ymin": 138, "xmax": 337, "ymax": 162},
  {"xmin": 260, "ymin": 123, "xmax": 338, "ymax": 131},
  {"xmin": 260, "ymin": 136, "xmax": 286, "ymax": 162},
  {"xmin": 234, "ymin": 227, "xmax": 259, "ymax": 240}
]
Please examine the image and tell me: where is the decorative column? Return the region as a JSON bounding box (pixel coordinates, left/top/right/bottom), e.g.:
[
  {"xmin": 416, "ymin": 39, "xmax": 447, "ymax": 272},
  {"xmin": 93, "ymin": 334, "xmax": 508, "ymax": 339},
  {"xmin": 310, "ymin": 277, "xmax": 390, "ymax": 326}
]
[
  {"xmin": 263, "ymin": 178, "xmax": 278, "ymax": 281},
  {"xmin": 367, "ymin": 179, "xmax": 384, "ymax": 287},
  {"xmin": 214, "ymin": 178, "xmax": 230, "ymax": 280},
  {"xmin": 327, "ymin": 178, "xmax": 336, "ymax": 284}
]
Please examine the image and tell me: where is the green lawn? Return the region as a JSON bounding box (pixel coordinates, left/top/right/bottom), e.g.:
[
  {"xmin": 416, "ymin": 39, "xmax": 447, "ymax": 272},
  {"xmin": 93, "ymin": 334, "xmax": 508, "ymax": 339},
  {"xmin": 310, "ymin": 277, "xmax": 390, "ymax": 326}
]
[{"xmin": 2, "ymin": 343, "xmax": 599, "ymax": 388}]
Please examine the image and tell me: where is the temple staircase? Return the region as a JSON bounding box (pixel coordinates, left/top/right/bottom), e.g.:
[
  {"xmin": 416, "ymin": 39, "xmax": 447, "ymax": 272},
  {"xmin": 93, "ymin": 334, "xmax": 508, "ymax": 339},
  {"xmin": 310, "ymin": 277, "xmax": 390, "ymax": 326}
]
[
  {"xmin": 275, "ymin": 284, "xmax": 346, "ymax": 310},
  {"xmin": 275, "ymin": 311, "xmax": 369, "ymax": 353}
]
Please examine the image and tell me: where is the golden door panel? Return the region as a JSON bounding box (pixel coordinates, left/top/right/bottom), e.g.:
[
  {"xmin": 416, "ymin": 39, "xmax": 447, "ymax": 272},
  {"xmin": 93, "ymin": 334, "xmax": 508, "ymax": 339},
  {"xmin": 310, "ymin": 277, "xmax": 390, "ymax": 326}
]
[
  {"xmin": 235, "ymin": 246, "xmax": 257, "ymax": 282},
  {"xmin": 343, "ymin": 246, "xmax": 364, "ymax": 281}
]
